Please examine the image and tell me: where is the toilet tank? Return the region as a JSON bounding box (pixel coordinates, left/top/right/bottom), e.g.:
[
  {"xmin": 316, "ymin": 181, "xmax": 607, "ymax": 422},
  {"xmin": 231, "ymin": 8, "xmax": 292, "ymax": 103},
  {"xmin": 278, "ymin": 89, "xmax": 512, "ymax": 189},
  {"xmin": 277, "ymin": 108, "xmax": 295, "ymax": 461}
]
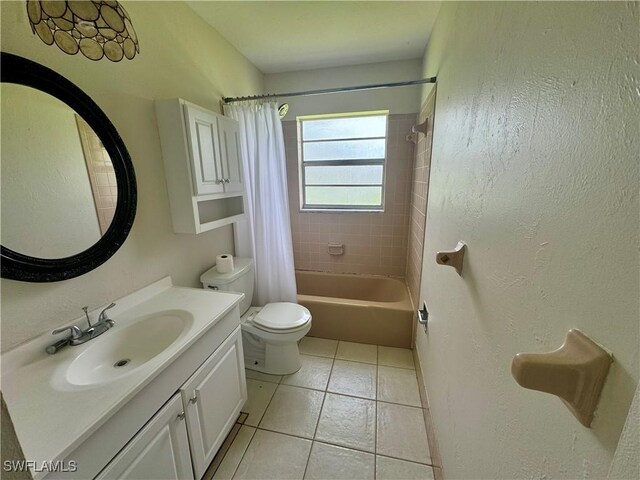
[{"xmin": 200, "ymin": 257, "xmax": 254, "ymax": 315}]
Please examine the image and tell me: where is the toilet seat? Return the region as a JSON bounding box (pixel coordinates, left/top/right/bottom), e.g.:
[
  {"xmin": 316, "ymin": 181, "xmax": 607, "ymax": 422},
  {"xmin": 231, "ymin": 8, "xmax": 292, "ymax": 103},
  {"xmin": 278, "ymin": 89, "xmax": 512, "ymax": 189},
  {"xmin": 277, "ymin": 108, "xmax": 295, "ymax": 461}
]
[{"xmin": 251, "ymin": 302, "xmax": 311, "ymax": 332}]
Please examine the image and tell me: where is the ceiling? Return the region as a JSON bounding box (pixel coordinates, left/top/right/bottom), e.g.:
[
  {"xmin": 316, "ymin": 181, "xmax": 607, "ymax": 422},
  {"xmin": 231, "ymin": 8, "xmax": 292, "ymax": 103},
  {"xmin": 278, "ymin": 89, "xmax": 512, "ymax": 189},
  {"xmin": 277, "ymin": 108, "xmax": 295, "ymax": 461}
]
[{"xmin": 186, "ymin": 1, "xmax": 441, "ymax": 74}]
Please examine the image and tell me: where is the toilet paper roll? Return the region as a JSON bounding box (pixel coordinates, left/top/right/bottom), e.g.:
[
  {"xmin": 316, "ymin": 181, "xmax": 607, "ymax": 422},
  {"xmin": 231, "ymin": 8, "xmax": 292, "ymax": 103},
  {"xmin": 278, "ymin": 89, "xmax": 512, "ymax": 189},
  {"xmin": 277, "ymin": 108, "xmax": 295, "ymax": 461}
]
[{"xmin": 216, "ymin": 254, "xmax": 234, "ymax": 274}]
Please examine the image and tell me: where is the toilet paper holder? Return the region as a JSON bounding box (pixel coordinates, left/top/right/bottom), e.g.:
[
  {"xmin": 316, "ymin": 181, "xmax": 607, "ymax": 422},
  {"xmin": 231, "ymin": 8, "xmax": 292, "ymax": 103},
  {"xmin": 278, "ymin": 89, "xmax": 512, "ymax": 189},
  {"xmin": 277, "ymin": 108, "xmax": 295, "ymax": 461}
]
[{"xmin": 511, "ymin": 329, "xmax": 613, "ymax": 427}]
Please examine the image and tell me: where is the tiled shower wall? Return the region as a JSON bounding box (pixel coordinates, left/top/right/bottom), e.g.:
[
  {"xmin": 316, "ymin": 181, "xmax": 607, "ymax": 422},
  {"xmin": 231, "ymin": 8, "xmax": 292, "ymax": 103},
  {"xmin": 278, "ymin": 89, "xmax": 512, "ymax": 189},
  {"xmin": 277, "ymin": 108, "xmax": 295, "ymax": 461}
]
[
  {"xmin": 405, "ymin": 91, "xmax": 436, "ymax": 307},
  {"xmin": 284, "ymin": 114, "xmax": 416, "ymax": 276}
]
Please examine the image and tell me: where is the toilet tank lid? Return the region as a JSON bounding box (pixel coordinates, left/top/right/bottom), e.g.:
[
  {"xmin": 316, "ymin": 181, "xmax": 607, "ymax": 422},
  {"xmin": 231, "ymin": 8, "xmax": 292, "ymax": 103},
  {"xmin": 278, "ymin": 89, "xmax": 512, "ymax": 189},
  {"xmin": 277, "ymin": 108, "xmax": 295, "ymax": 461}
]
[{"xmin": 200, "ymin": 257, "xmax": 254, "ymax": 286}]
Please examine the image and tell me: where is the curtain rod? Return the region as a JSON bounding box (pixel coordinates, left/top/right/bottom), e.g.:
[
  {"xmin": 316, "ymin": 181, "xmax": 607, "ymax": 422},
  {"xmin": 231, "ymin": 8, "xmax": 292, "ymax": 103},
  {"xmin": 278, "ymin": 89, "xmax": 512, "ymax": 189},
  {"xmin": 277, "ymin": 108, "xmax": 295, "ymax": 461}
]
[{"xmin": 222, "ymin": 77, "xmax": 437, "ymax": 104}]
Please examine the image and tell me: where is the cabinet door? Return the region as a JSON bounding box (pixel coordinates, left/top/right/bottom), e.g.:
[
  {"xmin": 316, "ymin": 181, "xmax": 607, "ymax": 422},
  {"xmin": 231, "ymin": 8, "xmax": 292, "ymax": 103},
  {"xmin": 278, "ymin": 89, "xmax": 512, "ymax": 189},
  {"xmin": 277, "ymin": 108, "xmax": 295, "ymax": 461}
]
[
  {"xmin": 217, "ymin": 116, "xmax": 244, "ymax": 194},
  {"xmin": 96, "ymin": 394, "xmax": 194, "ymax": 480},
  {"xmin": 182, "ymin": 327, "xmax": 247, "ymax": 479},
  {"xmin": 183, "ymin": 104, "xmax": 225, "ymax": 195}
]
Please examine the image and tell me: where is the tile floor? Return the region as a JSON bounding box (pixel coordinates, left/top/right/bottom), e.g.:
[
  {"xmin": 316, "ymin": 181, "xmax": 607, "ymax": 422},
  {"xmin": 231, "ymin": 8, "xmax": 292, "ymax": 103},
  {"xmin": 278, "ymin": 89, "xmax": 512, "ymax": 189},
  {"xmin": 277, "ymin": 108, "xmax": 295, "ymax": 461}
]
[{"xmin": 211, "ymin": 338, "xmax": 434, "ymax": 480}]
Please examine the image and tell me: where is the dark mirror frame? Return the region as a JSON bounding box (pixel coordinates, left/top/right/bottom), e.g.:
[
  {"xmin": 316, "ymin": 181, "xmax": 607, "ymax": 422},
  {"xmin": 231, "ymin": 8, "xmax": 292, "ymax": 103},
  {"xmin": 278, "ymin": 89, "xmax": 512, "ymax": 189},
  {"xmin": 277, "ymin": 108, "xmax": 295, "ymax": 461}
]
[{"xmin": 1, "ymin": 52, "xmax": 137, "ymax": 282}]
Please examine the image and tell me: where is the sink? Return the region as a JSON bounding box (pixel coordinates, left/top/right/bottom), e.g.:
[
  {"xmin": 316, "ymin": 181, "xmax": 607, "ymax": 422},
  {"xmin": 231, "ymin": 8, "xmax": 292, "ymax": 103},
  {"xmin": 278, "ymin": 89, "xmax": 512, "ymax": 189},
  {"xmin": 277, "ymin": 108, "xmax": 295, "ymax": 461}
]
[{"xmin": 65, "ymin": 311, "xmax": 192, "ymax": 386}]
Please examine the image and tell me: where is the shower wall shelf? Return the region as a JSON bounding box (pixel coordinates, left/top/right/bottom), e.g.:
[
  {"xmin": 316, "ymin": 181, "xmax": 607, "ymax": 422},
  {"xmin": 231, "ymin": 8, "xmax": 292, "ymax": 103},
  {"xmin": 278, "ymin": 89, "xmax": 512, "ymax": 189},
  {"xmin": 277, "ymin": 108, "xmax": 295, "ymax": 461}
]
[
  {"xmin": 511, "ymin": 329, "xmax": 613, "ymax": 427},
  {"xmin": 436, "ymin": 241, "xmax": 466, "ymax": 275}
]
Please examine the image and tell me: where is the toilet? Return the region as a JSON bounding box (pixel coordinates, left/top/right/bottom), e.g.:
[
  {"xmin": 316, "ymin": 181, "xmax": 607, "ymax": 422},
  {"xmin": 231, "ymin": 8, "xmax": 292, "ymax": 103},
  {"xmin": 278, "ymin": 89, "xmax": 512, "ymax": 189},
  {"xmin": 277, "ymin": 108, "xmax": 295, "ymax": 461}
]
[{"xmin": 200, "ymin": 258, "xmax": 311, "ymax": 375}]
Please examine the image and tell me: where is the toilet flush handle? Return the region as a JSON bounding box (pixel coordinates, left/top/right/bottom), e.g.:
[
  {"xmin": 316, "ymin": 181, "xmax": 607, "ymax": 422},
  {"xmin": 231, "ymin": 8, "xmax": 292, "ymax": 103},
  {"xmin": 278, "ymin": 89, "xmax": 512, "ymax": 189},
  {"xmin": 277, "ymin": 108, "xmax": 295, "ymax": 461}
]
[{"xmin": 207, "ymin": 285, "xmax": 219, "ymax": 290}]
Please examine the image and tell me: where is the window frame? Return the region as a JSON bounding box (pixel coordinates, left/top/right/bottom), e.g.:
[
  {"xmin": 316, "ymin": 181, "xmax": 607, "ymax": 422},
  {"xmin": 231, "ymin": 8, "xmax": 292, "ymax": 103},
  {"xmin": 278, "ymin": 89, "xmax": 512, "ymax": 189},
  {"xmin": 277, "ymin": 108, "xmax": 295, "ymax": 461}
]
[{"xmin": 297, "ymin": 111, "xmax": 389, "ymax": 212}]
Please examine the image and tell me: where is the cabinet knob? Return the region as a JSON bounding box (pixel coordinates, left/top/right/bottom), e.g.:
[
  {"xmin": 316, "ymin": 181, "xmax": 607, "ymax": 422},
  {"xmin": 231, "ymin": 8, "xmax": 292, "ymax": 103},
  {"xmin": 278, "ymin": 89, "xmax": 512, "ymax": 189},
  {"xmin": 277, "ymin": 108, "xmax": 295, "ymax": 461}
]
[
  {"xmin": 189, "ymin": 394, "xmax": 198, "ymax": 404},
  {"xmin": 177, "ymin": 412, "xmax": 185, "ymax": 421},
  {"xmin": 224, "ymin": 178, "xmax": 231, "ymax": 183},
  {"xmin": 215, "ymin": 179, "xmax": 224, "ymax": 184}
]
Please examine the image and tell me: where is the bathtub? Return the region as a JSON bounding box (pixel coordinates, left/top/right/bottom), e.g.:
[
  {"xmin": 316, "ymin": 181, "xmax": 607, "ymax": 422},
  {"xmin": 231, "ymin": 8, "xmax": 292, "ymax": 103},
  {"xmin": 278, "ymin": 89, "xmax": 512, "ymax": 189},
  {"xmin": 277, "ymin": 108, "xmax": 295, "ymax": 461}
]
[{"xmin": 296, "ymin": 271, "xmax": 414, "ymax": 348}]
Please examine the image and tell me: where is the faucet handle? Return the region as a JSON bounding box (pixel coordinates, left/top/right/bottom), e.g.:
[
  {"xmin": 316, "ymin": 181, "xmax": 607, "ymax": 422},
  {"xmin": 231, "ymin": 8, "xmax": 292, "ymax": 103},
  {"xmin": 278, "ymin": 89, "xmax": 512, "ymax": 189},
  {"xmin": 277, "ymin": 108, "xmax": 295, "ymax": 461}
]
[
  {"xmin": 82, "ymin": 306, "xmax": 92, "ymax": 328},
  {"xmin": 98, "ymin": 302, "xmax": 116, "ymax": 323},
  {"xmin": 52, "ymin": 325, "xmax": 83, "ymax": 340}
]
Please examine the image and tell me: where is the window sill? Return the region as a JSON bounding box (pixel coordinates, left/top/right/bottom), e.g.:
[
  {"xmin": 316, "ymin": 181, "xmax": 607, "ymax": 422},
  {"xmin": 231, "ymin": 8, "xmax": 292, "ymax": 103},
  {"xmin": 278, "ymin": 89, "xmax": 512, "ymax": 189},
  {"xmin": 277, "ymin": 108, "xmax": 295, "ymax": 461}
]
[{"xmin": 300, "ymin": 208, "xmax": 385, "ymax": 213}]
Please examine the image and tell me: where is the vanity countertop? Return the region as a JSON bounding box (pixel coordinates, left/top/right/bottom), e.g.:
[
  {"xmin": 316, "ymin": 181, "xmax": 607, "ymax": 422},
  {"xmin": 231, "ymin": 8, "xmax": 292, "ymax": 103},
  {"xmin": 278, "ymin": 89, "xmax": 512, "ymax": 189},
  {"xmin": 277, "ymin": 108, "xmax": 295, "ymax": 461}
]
[{"xmin": 1, "ymin": 277, "xmax": 243, "ymax": 476}]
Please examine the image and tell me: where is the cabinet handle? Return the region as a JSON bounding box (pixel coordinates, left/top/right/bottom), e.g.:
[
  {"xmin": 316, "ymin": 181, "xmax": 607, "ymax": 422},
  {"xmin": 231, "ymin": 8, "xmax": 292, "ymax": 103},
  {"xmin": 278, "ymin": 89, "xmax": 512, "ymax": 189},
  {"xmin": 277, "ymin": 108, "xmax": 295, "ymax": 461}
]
[
  {"xmin": 224, "ymin": 178, "xmax": 231, "ymax": 183},
  {"xmin": 215, "ymin": 179, "xmax": 224, "ymax": 184},
  {"xmin": 189, "ymin": 394, "xmax": 198, "ymax": 404},
  {"xmin": 177, "ymin": 412, "xmax": 185, "ymax": 421}
]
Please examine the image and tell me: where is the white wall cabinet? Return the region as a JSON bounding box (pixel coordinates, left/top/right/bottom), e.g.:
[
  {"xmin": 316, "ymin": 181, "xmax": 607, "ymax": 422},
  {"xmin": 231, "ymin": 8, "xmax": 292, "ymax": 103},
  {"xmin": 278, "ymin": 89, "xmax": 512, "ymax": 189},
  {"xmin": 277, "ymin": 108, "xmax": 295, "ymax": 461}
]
[
  {"xmin": 216, "ymin": 115, "xmax": 243, "ymax": 194},
  {"xmin": 96, "ymin": 394, "xmax": 194, "ymax": 480},
  {"xmin": 96, "ymin": 327, "xmax": 246, "ymax": 480},
  {"xmin": 182, "ymin": 328, "xmax": 246, "ymax": 479},
  {"xmin": 155, "ymin": 99, "xmax": 245, "ymax": 234}
]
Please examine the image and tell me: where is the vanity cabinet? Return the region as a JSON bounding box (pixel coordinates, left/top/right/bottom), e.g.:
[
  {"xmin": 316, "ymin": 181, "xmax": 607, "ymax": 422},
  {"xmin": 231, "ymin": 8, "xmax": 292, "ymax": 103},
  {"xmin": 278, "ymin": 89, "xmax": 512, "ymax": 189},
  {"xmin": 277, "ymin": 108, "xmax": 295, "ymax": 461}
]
[
  {"xmin": 96, "ymin": 326, "xmax": 246, "ymax": 480},
  {"xmin": 182, "ymin": 327, "xmax": 246, "ymax": 478},
  {"xmin": 155, "ymin": 99, "xmax": 245, "ymax": 234},
  {"xmin": 95, "ymin": 394, "xmax": 193, "ymax": 480}
]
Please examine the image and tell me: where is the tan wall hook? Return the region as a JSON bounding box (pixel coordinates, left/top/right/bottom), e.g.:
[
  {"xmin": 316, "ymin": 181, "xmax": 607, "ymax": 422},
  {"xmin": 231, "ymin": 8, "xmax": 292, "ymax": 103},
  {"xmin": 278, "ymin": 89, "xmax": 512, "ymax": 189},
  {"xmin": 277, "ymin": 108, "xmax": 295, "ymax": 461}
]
[
  {"xmin": 511, "ymin": 329, "xmax": 613, "ymax": 427},
  {"xmin": 412, "ymin": 119, "xmax": 429, "ymax": 135},
  {"xmin": 436, "ymin": 241, "xmax": 466, "ymax": 275}
]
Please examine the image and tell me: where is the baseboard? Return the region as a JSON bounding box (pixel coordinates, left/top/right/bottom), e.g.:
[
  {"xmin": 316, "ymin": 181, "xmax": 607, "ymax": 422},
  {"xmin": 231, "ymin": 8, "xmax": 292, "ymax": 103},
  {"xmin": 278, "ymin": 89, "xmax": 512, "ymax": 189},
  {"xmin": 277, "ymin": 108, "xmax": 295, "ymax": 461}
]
[{"xmin": 412, "ymin": 347, "xmax": 444, "ymax": 480}]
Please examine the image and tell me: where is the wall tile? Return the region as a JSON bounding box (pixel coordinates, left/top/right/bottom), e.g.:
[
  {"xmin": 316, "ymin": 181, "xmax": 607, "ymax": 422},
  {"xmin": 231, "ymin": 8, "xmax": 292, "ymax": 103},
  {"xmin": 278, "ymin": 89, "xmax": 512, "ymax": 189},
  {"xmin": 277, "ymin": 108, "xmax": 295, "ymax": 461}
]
[{"xmin": 284, "ymin": 115, "xmax": 416, "ymax": 277}]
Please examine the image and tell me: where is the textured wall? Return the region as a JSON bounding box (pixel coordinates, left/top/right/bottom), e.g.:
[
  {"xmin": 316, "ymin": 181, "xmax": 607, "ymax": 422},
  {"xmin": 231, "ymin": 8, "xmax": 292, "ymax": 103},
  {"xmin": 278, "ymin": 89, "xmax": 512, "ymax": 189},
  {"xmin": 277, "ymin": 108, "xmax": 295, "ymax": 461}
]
[
  {"xmin": 608, "ymin": 382, "xmax": 640, "ymax": 479},
  {"xmin": 284, "ymin": 114, "xmax": 416, "ymax": 276},
  {"xmin": 415, "ymin": 2, "xmax": 639, "ymax": 478},
  {"xmin": 405, "ymin": 90, "xmax": 436, "ymax": 308},
  {"xmin": 0, "ymin": 1, "xmax": 264, "ymax": 351}
]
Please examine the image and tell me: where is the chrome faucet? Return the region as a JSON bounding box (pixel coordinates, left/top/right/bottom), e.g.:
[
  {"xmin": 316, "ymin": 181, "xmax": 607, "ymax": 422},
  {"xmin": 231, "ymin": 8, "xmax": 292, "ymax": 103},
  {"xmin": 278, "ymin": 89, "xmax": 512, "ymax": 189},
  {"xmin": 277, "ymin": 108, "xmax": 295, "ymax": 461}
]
[{"xmin": 46, "ymin": 304, "xmax": 117, "ymax": 354}]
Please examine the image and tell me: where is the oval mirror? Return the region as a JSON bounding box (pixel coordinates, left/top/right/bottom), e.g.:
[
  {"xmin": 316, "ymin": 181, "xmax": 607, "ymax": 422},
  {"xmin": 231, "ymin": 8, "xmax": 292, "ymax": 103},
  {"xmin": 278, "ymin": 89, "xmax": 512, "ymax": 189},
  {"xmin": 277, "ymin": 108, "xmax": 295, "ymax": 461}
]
[{"xmin": 1, "ymin": 53, "xmax": 136, "ymax": 282}]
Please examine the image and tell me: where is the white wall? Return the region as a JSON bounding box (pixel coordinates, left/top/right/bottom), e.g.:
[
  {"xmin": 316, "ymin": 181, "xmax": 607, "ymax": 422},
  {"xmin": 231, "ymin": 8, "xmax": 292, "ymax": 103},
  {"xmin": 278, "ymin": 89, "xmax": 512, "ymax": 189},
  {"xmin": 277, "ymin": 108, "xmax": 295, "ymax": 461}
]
[
  {"xmin": 415, "ymin": 2, "xmax": 639, "ymax": 478},
  {"xmin": 264, "ymin": 59, "xmax": 423, "ymax": 117},
  {"xmin": 1, "ymin": 84, "xmax": 101, "ymax": 258},
  {"xmin": 608, "ymin": 382, "xmax": 640, "ymax": 479},
  {"xmin": 0, "ymin": 1, "xmax": 264, "ymax": 351}
]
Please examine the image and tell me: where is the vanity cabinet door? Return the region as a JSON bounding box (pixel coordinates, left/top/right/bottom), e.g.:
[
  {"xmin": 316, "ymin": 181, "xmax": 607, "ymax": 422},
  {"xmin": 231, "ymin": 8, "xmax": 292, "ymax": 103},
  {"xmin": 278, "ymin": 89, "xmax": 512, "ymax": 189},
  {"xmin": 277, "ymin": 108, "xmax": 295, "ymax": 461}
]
[
  {"xmin": 217, "ymin": 116, "xmax": 243, "ymax": 194},
  {"xmin": 181, "ymin": 327, "xmax": 247, "ymax": 479},
  {"xmin": 183, "ymin": 103, "xmax": 225, "ymax": 196},
  {"xmin": 96, "ymin": 394, "xmax": 194, "ymax": 480}
]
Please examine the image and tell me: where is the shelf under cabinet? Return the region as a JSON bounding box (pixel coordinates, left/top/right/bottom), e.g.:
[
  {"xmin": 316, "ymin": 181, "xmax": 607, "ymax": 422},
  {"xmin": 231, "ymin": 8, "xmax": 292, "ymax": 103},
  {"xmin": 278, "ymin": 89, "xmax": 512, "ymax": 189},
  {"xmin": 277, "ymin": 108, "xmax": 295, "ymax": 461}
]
[{"xmin": 195, "ymin": 195, "xmax": 245, "ymax": 233}]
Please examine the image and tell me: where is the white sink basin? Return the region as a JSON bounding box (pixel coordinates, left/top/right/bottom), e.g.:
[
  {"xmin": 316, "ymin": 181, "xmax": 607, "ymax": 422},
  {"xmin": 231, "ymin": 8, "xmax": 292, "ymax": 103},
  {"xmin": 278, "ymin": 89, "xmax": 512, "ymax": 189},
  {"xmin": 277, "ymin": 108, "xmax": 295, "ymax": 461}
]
[{"xmin": 65, "ymin": 310, "xmax": 192, "ymax": 386}]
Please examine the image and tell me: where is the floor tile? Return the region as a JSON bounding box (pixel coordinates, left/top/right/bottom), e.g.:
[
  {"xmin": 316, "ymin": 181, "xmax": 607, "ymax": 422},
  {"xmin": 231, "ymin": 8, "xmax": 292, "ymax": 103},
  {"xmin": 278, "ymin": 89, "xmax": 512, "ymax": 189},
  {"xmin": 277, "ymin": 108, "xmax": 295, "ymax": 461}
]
[
  {"xmin": 377, "ymin": 403, "xmax": 430, "ymax": 464},
  {"xmin": 243, "ymin": 379, "xmax": 277, "ymax": 427},
  {"xmin": 377, "ymin": 366, "xmax": 421, "ymax": 407},
  {"xmin": 375, "ymin": 456, "xmax": 434, "ymax": 480},
  {"xmin": 299, "ymin": 336, "xmax": 338, "ymax": 358},
  {"xmin": 282, "ymin": 355, "xmax": 333, "ymax": 390},
  {"xmin": 315, "ymin": 393, "xmax": 376, "ymax": 452},
  {"xmin": 245, "ymin": 369, "xmax": 282, "ymax": 384},
  {"xmin": 378, "ymin": 346, "xmax": 415, "ymax": 369},
  {"xmin": 328, "ymin": 360, "xmax": 377, "ymax": 399},
  {"xmin": 211, "ymin": 425, "xmax": 256, "ymax": 480},
  {"xmin": 233, "ymin": 429, "xmax": 311, "ymax": 480},
  {"xmin": 259, "ymin": 385, "xmax": 324, "ymax": 438},
  {"xmin": 304, "ymin": 442, "xmax": 374, "ymax": 480},
  {"xmin": 336, "ymin": 341, "xmax": 378, "ymax": 364}
]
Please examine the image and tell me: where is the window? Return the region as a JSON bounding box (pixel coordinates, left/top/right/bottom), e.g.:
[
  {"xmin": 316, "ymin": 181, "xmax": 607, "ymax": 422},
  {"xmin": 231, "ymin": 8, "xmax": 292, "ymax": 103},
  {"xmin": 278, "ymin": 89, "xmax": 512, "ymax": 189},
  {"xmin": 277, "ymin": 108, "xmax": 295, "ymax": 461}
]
[{"xmin": 298, "ymin": 111, "xmax": 388, "ymax": 211}]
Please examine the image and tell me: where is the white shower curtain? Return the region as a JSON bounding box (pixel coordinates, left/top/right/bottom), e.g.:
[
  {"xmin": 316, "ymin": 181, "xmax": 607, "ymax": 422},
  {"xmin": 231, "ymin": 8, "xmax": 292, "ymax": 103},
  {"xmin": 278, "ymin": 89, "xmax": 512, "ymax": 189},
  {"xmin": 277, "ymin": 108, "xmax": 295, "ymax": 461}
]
[{"xmin": 224, "ymin": 102, "xmax": 297, "ymax": 305}]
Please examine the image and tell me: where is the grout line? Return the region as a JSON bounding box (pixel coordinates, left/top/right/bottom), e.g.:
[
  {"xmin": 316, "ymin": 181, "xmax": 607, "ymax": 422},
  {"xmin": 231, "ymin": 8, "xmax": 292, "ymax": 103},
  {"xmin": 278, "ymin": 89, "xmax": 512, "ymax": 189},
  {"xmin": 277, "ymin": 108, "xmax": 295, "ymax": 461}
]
[
  {"xmin": 302, "ymin": 354, "xmax": 334, "ymax": 479},
  {"xmin": 252, "ymin": 379, "xmax": 280, "ymax": 429},
  {"xmin": 240, "ymin": 425, "xmax": 436, "ymax": 469},
  {"xmin": 374, "ymin": 344, "xmax": 379, "ymax": 479},
  {"xmin": 227, "ymin": 423, "xmax": 257, "ymax": 480}
]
